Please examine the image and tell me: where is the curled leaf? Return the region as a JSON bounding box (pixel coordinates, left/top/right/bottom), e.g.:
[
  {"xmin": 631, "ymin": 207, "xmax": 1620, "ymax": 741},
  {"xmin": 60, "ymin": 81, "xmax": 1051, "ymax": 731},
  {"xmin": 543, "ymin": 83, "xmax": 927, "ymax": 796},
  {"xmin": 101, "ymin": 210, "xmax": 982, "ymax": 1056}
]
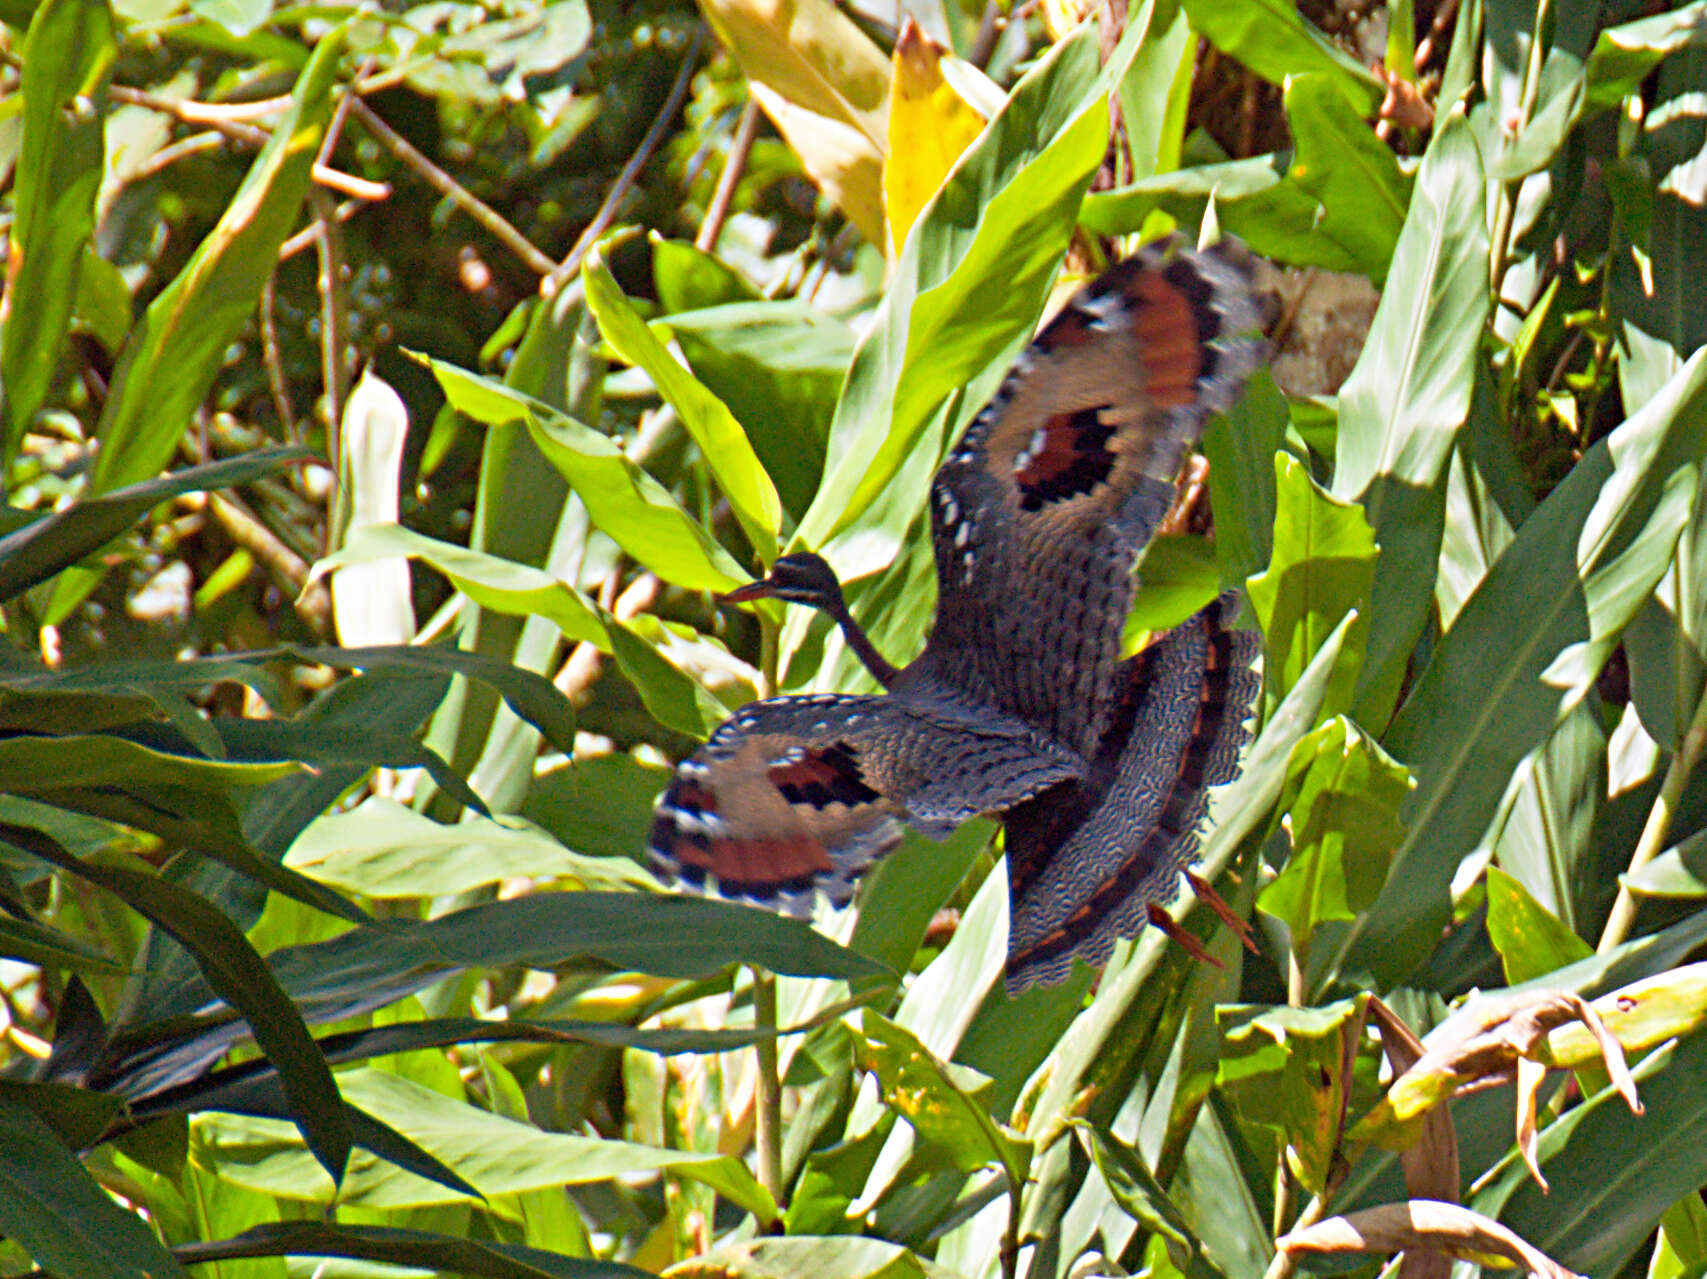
[{"xmin": 1279, "ymin": 1200, "xmax": 1583, "ymax": 1279}]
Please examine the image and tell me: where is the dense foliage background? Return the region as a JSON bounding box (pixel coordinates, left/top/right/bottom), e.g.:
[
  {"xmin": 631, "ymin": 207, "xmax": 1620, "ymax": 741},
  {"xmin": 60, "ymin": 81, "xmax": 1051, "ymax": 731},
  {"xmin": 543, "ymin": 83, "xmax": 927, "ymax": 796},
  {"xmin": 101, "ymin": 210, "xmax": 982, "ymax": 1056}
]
[{"xmin": 2, "ymin": 0, "xmax": 1707, "ymax": 1275}]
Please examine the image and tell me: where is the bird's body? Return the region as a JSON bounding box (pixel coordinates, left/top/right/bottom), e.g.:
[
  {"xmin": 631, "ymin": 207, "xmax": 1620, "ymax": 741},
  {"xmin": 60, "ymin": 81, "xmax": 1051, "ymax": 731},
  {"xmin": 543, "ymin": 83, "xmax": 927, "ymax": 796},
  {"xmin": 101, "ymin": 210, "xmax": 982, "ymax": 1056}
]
[{"xmin": 649, "ymin": 236, "xmax": 1270, "ymax": 990}]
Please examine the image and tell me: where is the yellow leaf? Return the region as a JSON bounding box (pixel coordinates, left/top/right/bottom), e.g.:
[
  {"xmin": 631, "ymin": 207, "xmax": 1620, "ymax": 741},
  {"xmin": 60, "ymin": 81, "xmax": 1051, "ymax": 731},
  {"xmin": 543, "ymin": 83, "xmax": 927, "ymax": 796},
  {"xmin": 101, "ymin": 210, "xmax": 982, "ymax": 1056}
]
[
  {"xmin": 883, "ymin": 17, "xmax": 988, "ymax": 258},
  {"xmin": 698, "ymin": 0, "xmax": 889, "ymax": 246}
]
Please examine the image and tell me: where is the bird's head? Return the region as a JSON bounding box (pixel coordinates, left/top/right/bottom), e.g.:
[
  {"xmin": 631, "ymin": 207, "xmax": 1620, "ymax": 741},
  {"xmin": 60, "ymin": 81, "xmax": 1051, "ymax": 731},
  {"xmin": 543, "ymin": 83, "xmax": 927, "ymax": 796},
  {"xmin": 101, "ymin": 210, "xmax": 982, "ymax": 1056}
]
[{"xmin": 723, "ymin": 552, "xmax": 847, "ymax": 612}]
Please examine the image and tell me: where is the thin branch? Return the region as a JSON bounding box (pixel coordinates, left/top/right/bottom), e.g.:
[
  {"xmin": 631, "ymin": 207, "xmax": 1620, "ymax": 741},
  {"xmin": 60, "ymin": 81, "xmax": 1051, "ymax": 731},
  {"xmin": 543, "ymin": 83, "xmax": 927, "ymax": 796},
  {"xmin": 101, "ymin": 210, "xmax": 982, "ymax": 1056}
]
[
  {"xmin": 311, "ymin": 186, "xmax": 351, "ymax": 491},
  {"xmin": 346, "ymin": 95, "xmax": 558, "ymax": 277},
  {"xmin": 547, "ymin": 24, "xmax": 705, "ymax": 294},
  {"xmin": 1598, "ymin": 679, "xmax": 1707, "ymax": 953},
  {"xmin": 696, "ymin": 97, "xmax": 761, "ymax": 253},
  {"xmin": 259, "ymin": 271, "xmax": 297, "ymax": 441}
]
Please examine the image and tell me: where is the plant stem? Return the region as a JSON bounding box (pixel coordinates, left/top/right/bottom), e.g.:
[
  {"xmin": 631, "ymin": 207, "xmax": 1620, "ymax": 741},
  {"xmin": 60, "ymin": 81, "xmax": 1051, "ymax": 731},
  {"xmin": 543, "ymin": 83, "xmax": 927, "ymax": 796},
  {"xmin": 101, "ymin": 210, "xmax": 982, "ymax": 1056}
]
[
  {"xmin": 1488, "ymin": 0, "xmax": 1551, "ymax": 300},
  {"xmin": 1598, "ymin": 678, "xmax": 1707, "ymax": 952},
  {"xmin": 751, "ymin": 594, "xmax": 785, "ymax": 1220},
  {"xmin": 753, "ymin": 966, "xmax": 784, "ymax": 1214}
]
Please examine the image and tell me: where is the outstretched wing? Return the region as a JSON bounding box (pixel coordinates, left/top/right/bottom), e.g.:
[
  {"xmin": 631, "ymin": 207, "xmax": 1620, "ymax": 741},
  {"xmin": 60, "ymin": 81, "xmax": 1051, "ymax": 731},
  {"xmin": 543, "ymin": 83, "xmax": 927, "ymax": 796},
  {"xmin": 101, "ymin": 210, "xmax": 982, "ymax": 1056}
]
[
  {"xmin": 1002, "ymin": 593, "xmax": 1261, "ymax": 993},
  {"xmin": 649, "ymin": 691, "xmax": 1083, "ymax": 916},
  {"xmin": 921, "ymin": 238, "xmax": 1268, "ymax": 759}
]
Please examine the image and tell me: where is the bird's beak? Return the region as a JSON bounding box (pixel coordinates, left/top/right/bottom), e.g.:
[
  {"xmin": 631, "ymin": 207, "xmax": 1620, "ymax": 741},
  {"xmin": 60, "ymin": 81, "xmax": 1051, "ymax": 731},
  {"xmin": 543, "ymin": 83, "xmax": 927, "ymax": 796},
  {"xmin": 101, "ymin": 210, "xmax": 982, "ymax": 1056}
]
[{"xmin": 721, "ymin": 578, "xmax": 776, "ymax": 605}]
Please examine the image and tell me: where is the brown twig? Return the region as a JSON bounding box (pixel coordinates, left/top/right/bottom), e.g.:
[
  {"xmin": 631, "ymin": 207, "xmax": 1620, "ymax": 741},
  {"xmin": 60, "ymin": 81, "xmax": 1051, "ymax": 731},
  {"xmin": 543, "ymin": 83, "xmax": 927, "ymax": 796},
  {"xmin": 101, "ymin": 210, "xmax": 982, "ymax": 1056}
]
[
  {"xmin": 208, "ymin": 491, "xmax": 331, "ymax": 634},
  {"xmin": 347, "ymin": 95, "xmax": 558, "ymax": 277},
  {"xmin": 259, "ymin": 272, "xmax": 296, "ymax": 440},
  {"xmin": 312, "ymin": 186, "xmax": 351, "ymax": 489},
  {"xmin": 696, "ymin": 97, "xmax": 761, "ymax": 253},
  {"xmin": 547, "ymin": 24, "xmax": 705, "ymax": 295}
]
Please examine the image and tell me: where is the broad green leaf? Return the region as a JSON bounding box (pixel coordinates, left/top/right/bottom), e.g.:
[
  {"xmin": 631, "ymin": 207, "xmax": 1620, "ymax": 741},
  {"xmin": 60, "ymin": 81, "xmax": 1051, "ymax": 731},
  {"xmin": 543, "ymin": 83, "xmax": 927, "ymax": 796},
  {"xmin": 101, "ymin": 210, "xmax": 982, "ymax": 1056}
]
[
  {"xmin": 1259, "ymin": 717, "xmax": 1412, "ymax": 946},
  {"xmin": 1283, "ymin": 73, "xmax": 1411, "ymax": 283},
  {"xmin": 1623, "ymin": 828, "xmax": 1707, "ymax": 900},
  {"xmin": 664, "ymin": 299, "xmax": 850, "ymax": 519},
  {"xmin": 0, "ymin": 734, "xmax": 368, "ymax": 923},
  {"xmin": 1081, "ymin": 152, "xmax": 1377, "ymax": 275},
  {"xmin": 652, "ymin": 237, "xmax": 760, "ymax": 312},
  {"xmin": 1247, "ymin": 453, "xmax": 1376, "ymax": 718},
  {"xmin": 1627, "ymin": 478, "xmax": 1707, "ymax": 751},
  {"xmin": 1334, "ymin": 351, "xmax": 1707, "ymax": 988},
  {"xmin": 1485, "ymin": 701, "xmax": 1605, "ymax": 931},
  {"xmin": 1584, "ymin": 1, "xmax": 1707, "ymax": 110},
  {"xmin": 1204, "ymin": 368, "xmax": 1289, "ymax": 585},
  {"xmin": 799, "ymin": 26, "xmax": 1108, "ymax": 564},
  {"xmin": 1484, "ymin": 865, "xmax": 1592, "ymax": 986},
  {"xmin": 0, "ymin": 913, "xmax": 121, "ymax": 972},
  {"xmin": 1216, "ymin": 997, "xmax": 1367, "ymax": 1193},
  {"xmin": 854, "ymin": 1010, "xmax": 1030, "ymax": 1185},
  {"xmin": 605, "ymin": 613, "xmax": 731, "ymax": 739},
  {"xmin": 201, "ymin": 1067, "xmax": 778, "ymax": 1221},
  {"xmin": 3, "ymin": 0, "xmax": 115, "ymax": 452},
  {"xmin": 1180, "ymin": 0, "xmax": 1383, "ymax": 114},
  {"xmin": 1331, "ymin": 110, "xmax": 1490, "ymax": 729},
  {"xmin": 1072, "ymin": 1121, "xmax": 1207, "ymax": 1271},
  {"xmin": 50, "ymin": 28, "xmax": 344, "ymax": 619},
  {"xmin": 671, "ymin": 1236, "xmax": 959, "ymax": 1279},
  {"xmin": 175, "ymin": 1220, "xmax": 650, "ymax": 1279},
  {"xmin": 583, "ymin": 246, "xmax": 779, "ymax": 559},
  {"xmin": 430, "ymin": 358, "xmax": 746, "ymax": 591},
  {"xmin": 1116, "ymin": 0, "xmax": 1194, "ymax": 183},
  {"xmin": 284, "ymin": 797, "xmax": 650, "ymax": 898},
  {"xmin": 522, "ymin": 753, "xmax": 670, "ymax": 863},
  {"xmin": 1, "ymin": 823, "xmax": 351, "ymax": 1184},
  {"xmin": 0, "ymin": 1090, "xmax": 188, "ymax": 1279},
  {"xmin": 1125, "ymin": 534, "xmax": 1223, "ymax": 644},
  {"xmin": 0, "ymin": 446, "xmax": 311, "ymax": 605},
  {"xmin": 310, "ymin": 522, "xmax": 608, "ymax": 650}
]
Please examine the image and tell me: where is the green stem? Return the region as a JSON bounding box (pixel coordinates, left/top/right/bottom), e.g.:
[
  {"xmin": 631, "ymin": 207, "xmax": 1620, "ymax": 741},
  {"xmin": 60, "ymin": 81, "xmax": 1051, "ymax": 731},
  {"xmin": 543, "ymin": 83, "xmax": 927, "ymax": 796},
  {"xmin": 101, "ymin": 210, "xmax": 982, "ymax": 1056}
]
[
  {"xmin": 751, "ymin": 603, "xmax": 785, "ymax": 1221},
  {"xmin": 753, "ymin": 966, "xmax": 784, "ymax": 1215},
  {"xmin": 1598, "ymin": 678, "xmax": 1707, "ymax": 953},
  {"xmin": 1488, "ymin": 0, "xmax": 1552, "ymax": 299}
]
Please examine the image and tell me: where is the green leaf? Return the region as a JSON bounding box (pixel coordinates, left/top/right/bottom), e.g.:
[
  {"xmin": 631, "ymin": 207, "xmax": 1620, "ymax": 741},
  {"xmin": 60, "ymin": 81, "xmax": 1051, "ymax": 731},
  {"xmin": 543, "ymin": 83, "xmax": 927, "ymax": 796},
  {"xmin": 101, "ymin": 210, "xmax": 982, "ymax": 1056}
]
[
  {"xmin": 430, "ymin": 358, "xmax": 746, "ymax": 592},
  {"xmin": 1259, "ymin": 717, "xmax": 1412, "ymax": 946},
  {"xmin": 1330, "ymin": 109, "xmax": 1491, "ymax": 729},
  {"xmin": 1247, "ymin": 453, "xmax": 1377, "ymax": 719},
  {"xmin": 1622, "ymin": 827, "xmax": 1707, "ymax": 900},
  {"xmin": 584, "ymin": 245, "xmax": 780, "ymax": 559},
  {"xmin": 1584, "ymin": 2, "xmax": 1707, "ymax": 110},
  {"xmin": 1484, "ymin": 865, "xmax": 1592, "ymax": 986},
  {"xmin": 854, "ymin": 1010, "xmax": 1029, "ymax": 1186},
  {"xmin": 202, "ymin": 1067, "xmax": 778, "ymax": 1221},
  {"xmin": 3, "ymin": 0, "xmax": 115, "ymax": 451},
  {"xmin": 1216, "ymin": 997, "xmax": 1366, "ymax": 1193},
  {"xmin": 1334, "ymin": 350, "xmax": 1707, "ymax": 987},
  {"xmin": 1180, "ymin": 0, "xmax": 1383, "ymax": 114},
  {"xmin": 310, "ymin": 522, "xmax": 609, "ymax": 650},
  {"xmin": 1125, "ymin": 534, "xmax": 1223, "ymax": 643},
  {"xmin": 284, "ymin": 797, "xmax": 651, "ymax": 898},
  {"xmin": 1203, "ymin": 368, "xmax": 1289, "ymax": 585},
  {"xmin": 799, "ymin": 26, "xmax": 1109, "ymax": 563},
  {"xmin": 670, "ymin": 1236, "xmax": 959, "ymax": 1278},
  {"xmin": 0, "ymin": 1089, "xmax": 189, "ymax": 1279},
  {"xmin": 49, "ymin": 28, "xmax": 345, "ymax": 619},
  {"xmin": 1282, "ymin": 73, "xmax": 1412, "ymax": 283},
  {"xmin": 0, "ymin": 823, "xmax": 351, "ymax": 1184},
  {"xmin": 176, "ymin": 1220, "xmax": 651, "ymax": 1279},
  {"xmin": 605, "ymin": 613, "xmax": 730, "ymax": 739},
  {"xmin": 664, "ymin": 299, "xmax": 850, "ymax": 519},
  {"xmin": 0, "ymin": 446, "xmax": 312, "ymax": 605},
  {"xmin": 1072, "ymin": 1121, "xmax": 1209, "ymax": 1273}
]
